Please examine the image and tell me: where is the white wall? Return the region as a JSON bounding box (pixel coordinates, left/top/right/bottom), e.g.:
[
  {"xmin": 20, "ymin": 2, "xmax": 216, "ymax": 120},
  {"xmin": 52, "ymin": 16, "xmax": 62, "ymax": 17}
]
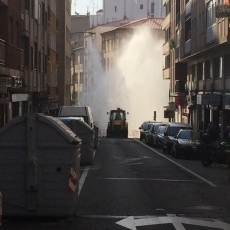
[{"xmin": 102, "ymin": 0, "xmax": 165, "ymax": 25}]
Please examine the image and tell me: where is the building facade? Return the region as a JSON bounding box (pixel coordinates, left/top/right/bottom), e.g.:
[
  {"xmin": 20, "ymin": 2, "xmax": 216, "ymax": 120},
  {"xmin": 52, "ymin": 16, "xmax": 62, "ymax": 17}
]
[
  {"xmin": 103, "ymin": 0, "xmax": 166, "ymax": 23},
  {"xmin": 71, "ymin": 15, "xmax": 90, "ymax": 105},
  {"xmin": 0, "ymin": 0, "xmax": 72, "ymax": 127},
  {"xmin": 56, "ymin": 0, "xmax": 72, "ymax": 108},
  {"xmin": 162, "ymin": 0, "xmax": 230, "ymax": 138}
]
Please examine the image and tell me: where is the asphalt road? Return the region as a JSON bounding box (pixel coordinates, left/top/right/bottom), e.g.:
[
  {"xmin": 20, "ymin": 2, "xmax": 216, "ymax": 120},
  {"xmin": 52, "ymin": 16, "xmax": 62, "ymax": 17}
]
[{"xmin": 2, "ymin": 137, "xmax": 230, "ymax": 230}]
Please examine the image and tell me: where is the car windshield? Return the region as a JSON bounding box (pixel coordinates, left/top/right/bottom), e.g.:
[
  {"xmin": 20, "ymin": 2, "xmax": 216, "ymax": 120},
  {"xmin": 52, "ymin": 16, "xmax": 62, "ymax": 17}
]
[
  {"xmin": 147, "ymin": 123, "xmax": 154, "ymax": 130},
  {"xmin": 159, "ymin": 126, "xmax": 166, "ymax": 134},
  {"xmin": 178, "ymin": 130, "xmax": 191, "ymax": 139},
  {"xmin": 169, "ymin": 127, "xmax": 190, "ymax": 136},
  {"xmin": 154, "ymin": 124, "xmax": 161, "ymax": 132},
  {"xmin": 110, "ymin": 112, "xmax": 125, "ymax": 120},
  {"xmin": 142, "ymin": 122, "xmax": 149, "ymax": 130}
]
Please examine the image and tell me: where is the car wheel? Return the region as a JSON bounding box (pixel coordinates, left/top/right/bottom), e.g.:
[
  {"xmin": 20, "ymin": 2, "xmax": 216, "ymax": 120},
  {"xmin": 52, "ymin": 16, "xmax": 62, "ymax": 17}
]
[
  {"xmin": 166, "ymin": 146, "xmax": 171, "ymax": 155},
  {"xmin": 171, "ymin": 147, "xmax": 175, "ymax": 157},
  {"xmin": 174, "ymin": 149, "xmax": 180, "ymax": 159}
]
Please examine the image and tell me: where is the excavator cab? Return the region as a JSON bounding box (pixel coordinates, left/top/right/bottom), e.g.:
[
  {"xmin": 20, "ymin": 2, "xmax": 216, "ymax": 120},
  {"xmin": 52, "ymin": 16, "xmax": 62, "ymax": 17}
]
[{"xmin": 106, "ymin": 108, "xmax": 128, "ymax": 138}]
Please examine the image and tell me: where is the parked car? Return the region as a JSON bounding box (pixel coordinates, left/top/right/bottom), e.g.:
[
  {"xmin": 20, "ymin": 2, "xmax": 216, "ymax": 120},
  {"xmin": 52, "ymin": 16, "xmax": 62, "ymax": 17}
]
[
  {"xmin": 139, "ymin": 121, "xmax": 153, "ymax": 141},
  {"xmin": 147, "ymin": 122, "xmax": 162, "ymax": 146},
  {"xmin": 171, "ymin": 129, "xmax": 201, "ymax": 159},
  {"xmin": 162, "ymin": 122, "xmax": 192, "ymax": 155},
  {"xmin": 153, "ymin": 124, "xmax": 167, "ymax": 148},
  {"xmin": 144, "ymin": 122, "xmax": 158, "ymax": 144}
]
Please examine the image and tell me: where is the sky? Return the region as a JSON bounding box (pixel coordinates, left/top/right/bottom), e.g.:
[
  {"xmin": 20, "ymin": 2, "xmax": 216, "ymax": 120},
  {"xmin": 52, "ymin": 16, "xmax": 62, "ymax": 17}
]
[{"xmin": 71, "ymin": 0, "xmax": 103, "ymax": 15}]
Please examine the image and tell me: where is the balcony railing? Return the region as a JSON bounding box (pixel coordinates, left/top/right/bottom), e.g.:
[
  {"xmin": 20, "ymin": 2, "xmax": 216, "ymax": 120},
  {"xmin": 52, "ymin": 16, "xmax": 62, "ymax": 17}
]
[
  {"xmin": 185, "ymin": 0, "xmax": 192, "ymax": 17},
  {"xmin": 176, "ymin": 12, "xmax": 180, "ymax": 26},
  {"xmin": 206, "ymin": 24, "xmax": 217, "ymax": 44},
  {"xmin": 0, "ymin": 39, "xmax": 6, "ymax": 66},
  {"xmin": 175, "ymin": 47, "xmax": 179, "ymax": 59},
  {"xmin": 184, "ymin": 39, "xmax": 191, "ymax": 55},
  {"xmin": 163, "ymin": 68, "xmax": 170, "ymax": 79}
]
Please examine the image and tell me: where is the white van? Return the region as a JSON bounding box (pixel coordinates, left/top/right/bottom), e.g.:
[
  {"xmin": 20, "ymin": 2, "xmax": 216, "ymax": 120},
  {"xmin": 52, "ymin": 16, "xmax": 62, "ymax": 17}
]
[{"xmin": 58, "ymin": 106, "xmax": 94, "ymax": 129}]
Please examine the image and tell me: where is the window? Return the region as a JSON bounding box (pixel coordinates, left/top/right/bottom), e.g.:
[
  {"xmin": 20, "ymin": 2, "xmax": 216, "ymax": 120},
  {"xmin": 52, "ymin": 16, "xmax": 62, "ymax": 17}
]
[
  {"xmin": 31, "ymin": 47, "xmax": 33, "ymax": 70},
  {"xmin": 80, "ymin": 53, "xmax": 83, "ymax": 64},
  {"xmin": 35, "ymin": 0, "xmax": 38, "ymax": 20},
  {"xmin": 34, "ymin": 42, "xmax": 37, "ymax": 70},
  {"xmin": 224, "ymin": 54, "xmax": 230, "ymax": 78},
  {"xmin": 205, "ymin": 60, "xmax": 211, "ymax": 79},
  {"xmin": 10, "ymin": 17, "xmax": 13, "ymax": 45},
  {"xmin": 80, "ymin": 72, "xmax": 83, "ymax": 83},
  {"xmin": 213, "ymin": 57, "xmax": 220, "ymax": 79},
  {"xmin": 140, "ymin": 4, "xmax": 143, "ymax": 9},
  {"xmin": 115, "ymin": 6, "xmax": 117, "ymax": 12},
  {"xmin": 176, "ymin": 30, "xmax": 180, "ymax": 47},
  {"xmin": 185, "ymin": 18, "xmax": 191, "ymax": 41},
  {"xmin": 206, "ymin": 0, "xmax": 216, "ymax": 29},
  {"xmin": 192, "ymin": 65, "xmax": 196, "ymax": 81},
  {"xmin": 151, "ymin": 3, "xmax": 154, "ymax": 16},
  {"xmin": 197, "ymin": 62, "xmax": 203, "ymax": 81}
]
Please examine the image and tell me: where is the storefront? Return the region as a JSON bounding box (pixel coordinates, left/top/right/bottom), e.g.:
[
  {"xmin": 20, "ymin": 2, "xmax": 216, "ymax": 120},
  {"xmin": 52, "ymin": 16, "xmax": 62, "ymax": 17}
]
[{"xmin": 197, "ymin": 93, "xmax": 222, "ymax": 132}]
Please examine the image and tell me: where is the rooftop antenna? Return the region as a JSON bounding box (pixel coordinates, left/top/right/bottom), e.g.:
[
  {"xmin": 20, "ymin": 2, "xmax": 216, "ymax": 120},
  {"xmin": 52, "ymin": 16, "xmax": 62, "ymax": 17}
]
[
  {"xmin": 147, "ymin": 0, "xmax": 150, "ymax": 17},
  {"xmin": 124, "ymin": 0, "xmax": 127, "ymax": 19}
]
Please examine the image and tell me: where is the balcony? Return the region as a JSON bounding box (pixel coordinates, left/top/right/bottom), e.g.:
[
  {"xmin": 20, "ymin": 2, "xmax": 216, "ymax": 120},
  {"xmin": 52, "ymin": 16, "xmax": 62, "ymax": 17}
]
[
  {"xmin": 163, "ymin": 0, "xmax": 169, "ymax": 5},
  {"xmin": 162, "ymin": 13, "xmax": 170, "ymax": 30},
  {"xmin": 185, "ymin": 0, "xmax": 192, "ymax": 17},
  {"xmin": 191, "ymin": 81, "xmax": 198, "ymax": 92},
  {"xmin": 213, "ymin": 79, "xmax": 222, "ymax": 91},
  {"xmin": 205, "ymin": 79, "xmax": 213, "ymax": 91},
  {"xmin": 184, "ymin": 39, "xmax": 191, "ymax": 55},
  {"xmin": 206, "ymin": 24, "xmax": 217, "ymax": 44},
  {"xmin": 163, "ymin": 68, "xmax": 170, "ymax": 79},
  {"xmin": 0, "ymin": 39, "xmax": 6, "ymax": 66},
  {"xmin": 198, "ymin": 80, "xmax": 204, "ymax": 91},
  {"xmin": 176, "ymin": 12, "xmax": 180, "ymax": 26},
  {"xmin": 175, "ymin": 47, "xmax": 179, "ymax": 59},
  {"xmin": 0, "ymin": 0, "xmax": 7, "ymax": 6},
  {"xmin": 225, "ymin": 78, "xmax": 230, "ymax": 89},
  {"xmin": 163, "ymin": 41, "xmax": 170, "ymax": 54}
]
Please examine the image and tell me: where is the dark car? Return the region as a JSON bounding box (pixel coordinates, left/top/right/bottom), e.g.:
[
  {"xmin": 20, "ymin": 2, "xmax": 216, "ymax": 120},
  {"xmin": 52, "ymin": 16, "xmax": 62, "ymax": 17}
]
[
  {"xmin": 162, "ymin": 122, "xmax": 192, "ymax": 155},
  {"xmin": 171, "ymin": 129, "xmax": 201, "ymax": 159},
  {"xmin": 146, "ymin": 122, "xmax": 162, "ymax": 146},
  {"xmin": 153, "ymin": 124, "xmax": 167, "ymax": 148},
  {"xmin": 145, "ymin": 122, "xmax": 161, "ymax": 145},
  {"xmin": 139, "ymin": 121, "xmax": 153, "ymax": 141}
]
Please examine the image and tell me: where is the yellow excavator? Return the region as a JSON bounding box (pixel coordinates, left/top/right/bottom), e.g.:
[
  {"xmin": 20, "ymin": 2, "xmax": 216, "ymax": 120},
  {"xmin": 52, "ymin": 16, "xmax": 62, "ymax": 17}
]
[{"xmin": 106, "ymin": 108, "xmax": 128, "ymax": 138}]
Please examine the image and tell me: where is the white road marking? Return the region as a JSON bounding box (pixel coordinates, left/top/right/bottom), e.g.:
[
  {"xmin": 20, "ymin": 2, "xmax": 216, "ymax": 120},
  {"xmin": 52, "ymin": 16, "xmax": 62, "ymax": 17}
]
[
  {"xmin": 78, "ymin": 150, "xmax": 97, "ymax": 195},
  {"xmin": 135, "ymin": 140, "xmax": 218, "ymax": 187},
  {"xmin": 91, "ymin": 177, "xmax": 202, "ymax": 183},
  {"xmin": 78, "ymin": 166, "xmax": 90, "ymax": 196},
  {"xmin": 80, "ymin": 215, "xmax": 158, "ymax": 219},
  {"xmin": 116, "ymin": 216, "xmax": 230, "ymax": 230}
]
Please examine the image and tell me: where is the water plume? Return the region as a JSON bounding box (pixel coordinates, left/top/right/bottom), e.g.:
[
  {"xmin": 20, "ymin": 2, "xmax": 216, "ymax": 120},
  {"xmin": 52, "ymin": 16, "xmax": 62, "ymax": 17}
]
[{"xmin": 81, "ymin": 27, "xmax": 169, "ymax": 137}]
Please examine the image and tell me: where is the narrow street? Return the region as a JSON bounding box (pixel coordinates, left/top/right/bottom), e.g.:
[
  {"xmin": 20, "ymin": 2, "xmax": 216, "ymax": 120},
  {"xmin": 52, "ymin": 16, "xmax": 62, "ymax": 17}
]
[{"xmin": 2, "ymin": 137, "xmax": 230, "ymax": 230}]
